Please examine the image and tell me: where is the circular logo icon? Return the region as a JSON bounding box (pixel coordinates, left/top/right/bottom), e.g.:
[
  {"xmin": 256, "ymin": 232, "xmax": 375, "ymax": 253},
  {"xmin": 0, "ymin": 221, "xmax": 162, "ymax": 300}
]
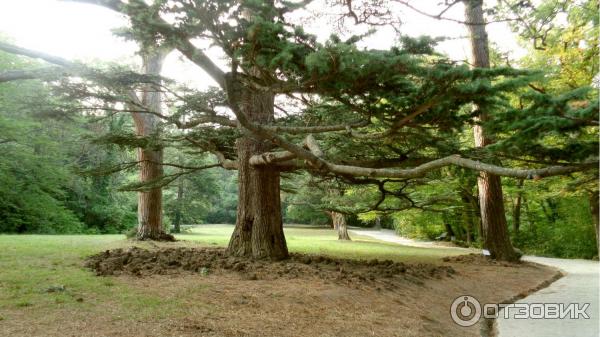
[{"xmin": 450, "ymin": 295, "xmax": 482, "ymax": 327}]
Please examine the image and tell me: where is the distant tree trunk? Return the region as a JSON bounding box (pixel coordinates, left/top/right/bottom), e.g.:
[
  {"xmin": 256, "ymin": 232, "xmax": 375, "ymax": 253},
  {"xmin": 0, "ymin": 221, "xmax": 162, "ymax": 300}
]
[
  {"xmin": 523, "ymin": 196, "xmax": 536, "ymax": 233},
  {"xmin": 324, "ymin": 211, "xmax": 335, "ymax": 228},
  {"xmin": 227, "ymin": 86, "xmax": 288, "ymax": 260},
  {"xmin": 329, "ymin": 211, "xmax": 351, "ymax": 240},
  {"xmin": 464, "ymin": 0, "xmax": 519, "ymax": 261},
  {"xmin": 459, "ymin": 199, "xmax": 472, "ymax": 244},
  {"xmin": 512, "ymin": 179, "xmax": 524, "ymax": 234},
  {"xmin": 467, "ymin": 190, "xmax": 482, "ymax": 242},
  {"xmin": 132, "ymin": 49, "xmax": 174, "ymax": 241},
  {"xmin": 543, "ymin": 199, "xmax": 559, "ymax": 223},
  {"xmin": 374, "ymin": 216, "xmax": 381, "ymax": 229},
  {"xmin": 444, "ymin": 223, "xmax": 456, "ymax": 241},
  {"xmin": 326, "ymin": 211, "xmax": 339, "ymax": 230},
  {"xmin": 589, "ymin": 191, "xmax": 599, "ymax": 255},
  {"xmin": 172, "ymin": 178, "xmax": 184, "ymax": 234}
]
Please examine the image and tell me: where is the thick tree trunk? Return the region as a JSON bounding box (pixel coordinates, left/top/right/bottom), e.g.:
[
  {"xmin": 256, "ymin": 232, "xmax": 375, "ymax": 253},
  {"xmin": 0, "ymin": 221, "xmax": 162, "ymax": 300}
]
[
  {"xmin": 589, "ymin": 191, "xmax": 599, "ymax": 256},
  {"xmin": 227, "ymin": 87, "xmax": 288, "ymax": 260},
  {"xmin": 512, "ymin": 179, "xmax": 524, "ymax": 233},
  {"xmin": 330, "ymin": 211, "xmax": 351, "ymax": 240},
  {"xmin": 133, "ymin": 50, "xmax": 174, "ymax": 241},
  {"xmin": 464, "ymin": 0, "xmax": 519, "ymax": 261}
]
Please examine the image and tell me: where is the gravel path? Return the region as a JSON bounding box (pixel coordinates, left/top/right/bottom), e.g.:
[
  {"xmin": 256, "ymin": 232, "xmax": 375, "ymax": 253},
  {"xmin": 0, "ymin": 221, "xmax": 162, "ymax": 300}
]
[{"xmin": 351, "ymin": 229, "xmax": 600, "ymax": 337}]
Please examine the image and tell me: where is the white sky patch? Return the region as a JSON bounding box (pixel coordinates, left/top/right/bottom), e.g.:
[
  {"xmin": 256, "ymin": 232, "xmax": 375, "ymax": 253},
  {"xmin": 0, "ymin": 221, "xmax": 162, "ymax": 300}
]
[{"xmin": 0, "ymin": 0, "xmax": 526, "ymax": 89}]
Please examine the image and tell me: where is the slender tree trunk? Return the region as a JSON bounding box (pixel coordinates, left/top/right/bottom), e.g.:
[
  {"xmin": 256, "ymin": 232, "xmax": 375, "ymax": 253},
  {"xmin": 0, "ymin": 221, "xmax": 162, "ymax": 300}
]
[
  {"xmin": 512, "ymin": 179, "xmax": 524, "ymax": 233},
  {"xmin": 523, "ymin": 196, "xmax": 536, "ymax": 233},
  {"xmin": 329, "ymin": 211, "xmax": 339, "ymax": 230},
  {"xmin": 132, "ymin": 49, "xmax": 174, "ymax": 241},
  {"xmin": 589, "ymin": 191, "xmax": 599, "ymax": 256},
  {"xmin": 464, "ymin": 0, "xmax": 518, "ymax": 261},
  {"xmin": 374, "ymin": 216, "xmax": 381, "ymax": 229},
  {"xmin": 227, "ymin": 86, "xmax": 288, "ymax": 260},
  {"xmin": 460, "ymin": 193, "xmax": 473, "ymax": 244},
  {"xmin": 329, "ymin": 211, "xmax": 351, "ymax": 240},
  {"xmin": 324, "ymin": 211, "xmax": 335, "ymax": 228},
  {"xmin": 444, "ymin": 222, "xmax": 456, "ymax": 241},
  {"xmin": 466, "ymin": 190, "xmax": 482, "ymax": 242},
  {"xmin": 173, "ymin": 178, "xmax": 184, "ymax": 234}
]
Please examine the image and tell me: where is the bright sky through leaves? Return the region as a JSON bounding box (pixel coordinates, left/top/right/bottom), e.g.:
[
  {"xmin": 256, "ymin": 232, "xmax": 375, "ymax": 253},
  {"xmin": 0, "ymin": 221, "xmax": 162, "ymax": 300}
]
[{"xmin": 0, "ymin": 0, "xmax": 524, "ymax": 88}]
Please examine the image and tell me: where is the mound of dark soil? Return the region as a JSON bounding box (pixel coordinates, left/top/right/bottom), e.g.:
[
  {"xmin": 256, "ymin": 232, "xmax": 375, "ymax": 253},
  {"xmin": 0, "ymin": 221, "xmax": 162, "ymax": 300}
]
[
  {"xmin": 442, "ymin": 253, "xmax": 522, "ymax": 266},
  {"xmin": 85, "ymin": 247, "xmax": 455, "ymax": 287}
]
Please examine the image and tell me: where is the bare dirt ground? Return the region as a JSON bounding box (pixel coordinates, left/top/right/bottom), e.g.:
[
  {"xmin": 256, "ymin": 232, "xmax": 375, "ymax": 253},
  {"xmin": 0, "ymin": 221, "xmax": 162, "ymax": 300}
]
[{"xmin": 1, "ymin": 246, "xmax": 559, "ymax": 337}]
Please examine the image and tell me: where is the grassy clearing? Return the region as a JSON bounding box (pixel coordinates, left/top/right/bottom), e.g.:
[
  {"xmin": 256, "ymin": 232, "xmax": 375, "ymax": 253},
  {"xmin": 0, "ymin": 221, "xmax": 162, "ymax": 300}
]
[
  {"xmin": 0, "ymin": 225, "xmax": 464, "ymax": 320},
  {"xmin": 180, "ymin": 224, "xmax": 465, "ymax": 262},
  {"xmin": 0, "ymin": 235, "xmax": 143, "ymax": 318}
]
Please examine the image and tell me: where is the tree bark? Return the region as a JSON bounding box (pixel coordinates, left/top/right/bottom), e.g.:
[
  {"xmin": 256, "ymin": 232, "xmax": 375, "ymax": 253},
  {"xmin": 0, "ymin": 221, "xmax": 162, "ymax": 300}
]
[
  {"xmin": 464, "ymin": 0, "xmax": 519, "ymax": 261},
  {"xmin": 133, "ymin": 49, "xmax": 174, "ymax": 241},
  {"xmin": 327, "ymin": 211, "xmax": 339, "ymax": 230},
  {"xmin": 227, "ymin": 86, "xmax": 288, "ymax": 260},
  {"xmin": 329, "ymin": 211, "xmax": 351, "ymax": 240},
  {"xmin": 589, "ymin": 191, "xmax": 599, "ymax": 256}
]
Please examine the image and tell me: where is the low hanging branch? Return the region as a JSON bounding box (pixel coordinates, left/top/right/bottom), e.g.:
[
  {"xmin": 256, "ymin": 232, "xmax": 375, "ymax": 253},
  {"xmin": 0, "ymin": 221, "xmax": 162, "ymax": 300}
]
[
  {"xmin": 118, "ymin": 162, "xmax": 222, "ymax": 192},
  {"xmin": 246, "ymin": 129, "xmax": 598, "ymax": 179},
  {"xmin": 263, "ymin": 119, "xmax": 369, "ymax": 134},
  {"xmin": 0, "ymin": 42, "xmax": 75, "ymax": 67},
  {"xmin": 184, "ymin": 136, "xmax": 238, "ymax": 170},
  {"xmin": 0, "ymin": 67, "xmax": 68, "ymax": 83},
  {"xmin": 324, "ymin": 155, "xmax": 597, "ymax": 179}
]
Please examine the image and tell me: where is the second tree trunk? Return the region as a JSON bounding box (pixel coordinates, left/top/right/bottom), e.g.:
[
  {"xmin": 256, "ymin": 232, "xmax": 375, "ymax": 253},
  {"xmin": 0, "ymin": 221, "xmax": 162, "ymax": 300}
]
[
  {"xmin": 226, "ymin": 87, "xmax": 288, "ymax": 260},
  {"xmin": 464, "ymin": 0, "xmax": 519, "ymax": 261}
]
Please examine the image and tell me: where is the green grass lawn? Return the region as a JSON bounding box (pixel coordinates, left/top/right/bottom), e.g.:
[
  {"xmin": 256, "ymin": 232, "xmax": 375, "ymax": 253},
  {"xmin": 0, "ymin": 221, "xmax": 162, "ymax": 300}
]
[
  {"xmin": 0, "ymin": 225, "xmax": 464, "ymax": 321},
  {"xmin": 180, "ymin": 224, "xmax": 465, "ymax": 262}
]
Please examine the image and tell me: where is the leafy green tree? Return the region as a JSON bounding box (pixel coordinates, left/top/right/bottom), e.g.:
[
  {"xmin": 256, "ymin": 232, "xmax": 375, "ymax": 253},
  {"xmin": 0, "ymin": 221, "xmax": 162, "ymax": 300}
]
[
  {"xmin": 0, "ymin": 46, "xmax": 137, "ymax": 233},
  {"xmin": 162, "ymin": 148, "xmax": 221, "ymax": 231},
  {"xmin": 491, "ymin": 0, "xmax": 599, "ymax": 254},
  {"xmin": 2, "ymin": 1, "xmax": 596, "ymax": 262}
]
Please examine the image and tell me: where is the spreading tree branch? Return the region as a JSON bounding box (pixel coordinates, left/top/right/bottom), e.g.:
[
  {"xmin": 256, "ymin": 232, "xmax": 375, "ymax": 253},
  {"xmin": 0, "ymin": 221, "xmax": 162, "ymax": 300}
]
[
  {"xmin": 184, "ymin": 136, "xmax": 238, "ymax": 170},
  {"xmin": 0, "ymin": 67, "xmax": 68, "ymax": 83}
]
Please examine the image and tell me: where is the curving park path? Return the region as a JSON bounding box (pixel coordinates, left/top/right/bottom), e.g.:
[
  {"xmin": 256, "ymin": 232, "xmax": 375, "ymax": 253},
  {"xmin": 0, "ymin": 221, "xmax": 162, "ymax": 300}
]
[
  {"xmin": 496, "ymin": 256, "xmax": 599, "ymax": 337},
  {"xmin": 349, "ymin": 228, "xmax": 472, "ymax": 250},
  {"xmin": 351, "ymin": 229, "xmax": 600, "ymax": 337}
]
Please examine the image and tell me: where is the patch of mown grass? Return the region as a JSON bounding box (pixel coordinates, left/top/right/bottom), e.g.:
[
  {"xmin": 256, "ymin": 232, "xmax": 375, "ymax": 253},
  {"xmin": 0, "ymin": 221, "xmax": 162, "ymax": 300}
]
[
  {"xmin": 0, "ymin": 235, "xmax": 209, "ymax": 321},
  {"xmin": 178, "ymin": 225, "xmax": 464, "ymax": 263}
]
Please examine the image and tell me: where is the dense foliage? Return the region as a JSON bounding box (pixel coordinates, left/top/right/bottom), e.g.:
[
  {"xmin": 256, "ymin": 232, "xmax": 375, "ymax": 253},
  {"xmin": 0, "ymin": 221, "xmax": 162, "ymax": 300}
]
[
  {"xmin": 0, "ymin": 49, "xmax": 137, "ymax": 233},
  {"xmin": 0, "ymin": 0, "xmax": 597, "ymax": 259}
]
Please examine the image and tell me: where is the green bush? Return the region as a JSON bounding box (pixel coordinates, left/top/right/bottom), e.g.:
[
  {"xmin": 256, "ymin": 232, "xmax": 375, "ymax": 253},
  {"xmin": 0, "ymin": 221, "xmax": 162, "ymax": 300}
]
[{"xmin": 391, "ymin": 209, "xmax": 445, "ymax": 240}]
